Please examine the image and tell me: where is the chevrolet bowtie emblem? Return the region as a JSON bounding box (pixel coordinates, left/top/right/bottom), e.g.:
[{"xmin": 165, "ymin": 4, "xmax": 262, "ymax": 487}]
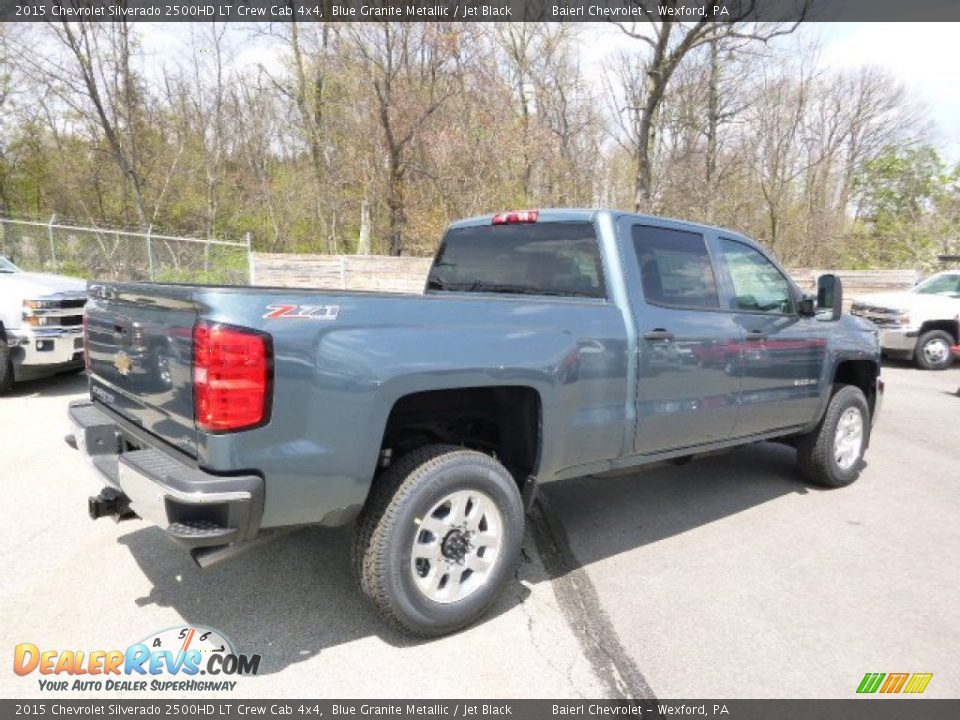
[{"xmin": 113, "ymin": 351, "xmax": 133, "ymax": 376}]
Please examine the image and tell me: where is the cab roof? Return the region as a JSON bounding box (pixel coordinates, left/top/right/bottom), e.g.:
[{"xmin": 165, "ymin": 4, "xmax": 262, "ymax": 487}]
[{"xmin": 446, "ymin": 208, "xmax": 754, "ymax": 245}]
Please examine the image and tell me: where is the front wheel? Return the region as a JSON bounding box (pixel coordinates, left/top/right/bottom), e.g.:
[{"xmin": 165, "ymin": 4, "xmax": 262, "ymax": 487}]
[
  {"xmin": 915, "ymin": 330, "xmax": 955, "ymax": 370},
  {"xmin": 797, "ymin": 385, "xmax": 870, "ymax": 488},
  {"xmin": 353, "ymin": 444, "xmax": 525, "ymax": 636}
]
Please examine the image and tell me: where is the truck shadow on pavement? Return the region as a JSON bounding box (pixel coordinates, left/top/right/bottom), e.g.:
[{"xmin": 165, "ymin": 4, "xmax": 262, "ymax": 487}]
[
  {"xmin": 117, "ymin": 523, "xmax": 535, "ymax": 674},
  {"xmin": 6, "ymin": 371, "xmax": 87, "ymax": 398},
  {"xmin": 116, "ymin": 441, "xmax": 825, "ymax": 675},
  {"xmin": 534, "ymin": 442, "xmax": 816, "ymax": 573}
]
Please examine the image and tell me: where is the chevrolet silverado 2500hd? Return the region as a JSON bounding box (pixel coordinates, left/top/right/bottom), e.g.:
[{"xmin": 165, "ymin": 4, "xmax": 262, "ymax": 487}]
[
  {"xmin": 850, "ymin": 271, "xmax": 960, "ymax": 370},
  {"xmin": 1, "ymin": 255, "xmax": 87, "ymax": 392},
  {"xmin": 67, "ymin": 209, "xmax": 883, "ymax": 635}
]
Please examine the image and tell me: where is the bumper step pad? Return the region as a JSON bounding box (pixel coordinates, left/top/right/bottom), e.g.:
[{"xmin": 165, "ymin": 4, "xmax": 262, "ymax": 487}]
[{"xmin": 167, "ymin": 520, "xmax": 238, "ymax": 543}]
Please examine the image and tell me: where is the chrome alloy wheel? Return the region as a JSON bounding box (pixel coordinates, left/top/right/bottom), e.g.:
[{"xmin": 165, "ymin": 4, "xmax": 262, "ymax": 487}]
[
  {"xmin": 834, "ymin": 407, "xmax": 864, "ymax": 471},
  {"xmin": 410, "ymin": 489, "xmax": 503, "ymax": 604},
  {"xmin": 922, "ymin": 338, "xmax": 950, "ymax": 366}
]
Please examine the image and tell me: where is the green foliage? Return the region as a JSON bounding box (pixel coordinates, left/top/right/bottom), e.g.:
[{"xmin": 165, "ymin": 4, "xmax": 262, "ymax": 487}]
[{"xmin": 849, "ymin": 146, "xmax": 959, "ymax": 269}]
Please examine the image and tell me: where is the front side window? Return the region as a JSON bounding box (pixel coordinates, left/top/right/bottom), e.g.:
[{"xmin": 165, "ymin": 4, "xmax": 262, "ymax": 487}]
[
  {"xmin": 718, "ymin": 238, "xmax": 794, "ymax": 314},
  {"xmin": 914, "ymin": 274, "xmax": 960, "ymax": 296},
  {"xmin": 427, "ymin": 222, "xmax": 605, "ymax": 299},
  {"xmin": 631, "ymin": 225, "xmax": 719, "ymax": 309}
]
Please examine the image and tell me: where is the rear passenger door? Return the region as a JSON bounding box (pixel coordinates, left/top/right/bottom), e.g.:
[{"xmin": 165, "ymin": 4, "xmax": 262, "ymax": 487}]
[
  {"xmin": 626, "ymin": 223, "xmax": 744, "ymax": 455},
  {"xmin": 714, "ymin": 237, "xmax": 827, "ymax": 434}
]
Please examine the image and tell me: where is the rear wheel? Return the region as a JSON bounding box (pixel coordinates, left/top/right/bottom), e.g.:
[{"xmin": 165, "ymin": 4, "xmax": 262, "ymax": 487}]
[
  {"xmin": 0, "ymin": 341, "xmax": 14, "ymax": 393},
  {"xmin": 914, "ymin": 330, "xmax": 954, "ymax": 370},
  {"xmin": 797, "ymin": 385, "xmax": 870, "ymax": 488},
  {"xmin": 353, "ymin": 444, "xmax": 525, "ymax": 636}
]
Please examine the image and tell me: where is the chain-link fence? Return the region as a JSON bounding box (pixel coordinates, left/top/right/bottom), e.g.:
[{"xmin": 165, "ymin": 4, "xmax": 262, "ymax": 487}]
[{"xmin": 0, "ymin": 217, "xmax": 252, "ymax": 285}]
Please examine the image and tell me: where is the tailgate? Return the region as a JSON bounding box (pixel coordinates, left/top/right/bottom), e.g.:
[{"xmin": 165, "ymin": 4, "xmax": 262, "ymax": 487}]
[{"xmin": 85, "ymin": 283, "xmax": 200, "ymax": 457}]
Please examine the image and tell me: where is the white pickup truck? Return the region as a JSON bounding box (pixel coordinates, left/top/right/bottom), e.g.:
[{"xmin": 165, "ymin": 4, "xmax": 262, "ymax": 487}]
[
  {"xmin": 851, "ymin": 271, "xmax": 960, "ymax": 370},
  {"xmin": 0, "ymin": 255, "xmax": 87, "ymax": 392}
]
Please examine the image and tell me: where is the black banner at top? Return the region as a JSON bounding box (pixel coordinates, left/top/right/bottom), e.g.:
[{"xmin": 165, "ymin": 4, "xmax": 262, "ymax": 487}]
[{"xmin": 3, "ymin": 0, "xmax": 960, "ymax": 22}]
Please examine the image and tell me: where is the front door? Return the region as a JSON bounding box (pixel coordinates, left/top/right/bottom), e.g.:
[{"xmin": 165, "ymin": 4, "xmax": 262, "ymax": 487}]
[
  {"xmin": 714, "ymin": 237, "xmax": 827, "ymax": 434},
  {"xmin": 629, "ymin": 223, "xmax": 744, "ymax": 454}
]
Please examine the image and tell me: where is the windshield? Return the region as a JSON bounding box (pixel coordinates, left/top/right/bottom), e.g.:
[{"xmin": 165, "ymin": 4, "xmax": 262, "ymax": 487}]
[
  {"xmin": 427, "ymin": 222, "xmax": 606, "ymax": 299},
  {"xmin": 914, "ymin": 274, "xmax": 960, "ymax": 295},
  {"xmin": 0, "ymin": 256, "xmax": 20, "ymax": 273}
]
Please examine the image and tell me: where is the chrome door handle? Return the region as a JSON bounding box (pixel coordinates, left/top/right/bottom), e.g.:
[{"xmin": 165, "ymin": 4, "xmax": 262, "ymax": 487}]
[{"xmin": 643, "ymin": 330, "xmax": 675, "ymax": 341}]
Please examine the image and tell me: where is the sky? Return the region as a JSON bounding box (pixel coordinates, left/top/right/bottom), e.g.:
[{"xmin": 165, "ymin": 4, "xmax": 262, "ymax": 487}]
[
  {"xmin": 819, "ymin": 23, "xmax": 960, "ymax": 161},
  {"xmin": 584, "ymin": 21, "xmax": 960, "ymax": 163},
  {"xmin": 138, "ymin": 21, "xmax": 960, "ymax": 164}
]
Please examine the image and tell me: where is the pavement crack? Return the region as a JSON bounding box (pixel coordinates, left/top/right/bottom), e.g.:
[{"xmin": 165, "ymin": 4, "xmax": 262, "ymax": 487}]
[
  {"xmin": 515, "ymin": 535, "xmax": 586, "ymax": 698},
  {"xmin": 529, "ymin": 493, "xmax": 656, "ymax": 701}
]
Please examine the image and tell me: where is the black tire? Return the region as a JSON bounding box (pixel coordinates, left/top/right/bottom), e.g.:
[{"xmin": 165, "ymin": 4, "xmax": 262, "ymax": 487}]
[
  {"xmin": 353, "ymin": 444, "xmax": 525, "ymax": 637},
  {"xmin": 797, "ymin": 385, "xmax": 870, "ymax": 488},
  {"xmin": 914, "ymin": 329, "xmax": 955, "ymax": 370},
  {"xmin": 0, "ymin": 341, "xmax": 14, "ymax": 393}
]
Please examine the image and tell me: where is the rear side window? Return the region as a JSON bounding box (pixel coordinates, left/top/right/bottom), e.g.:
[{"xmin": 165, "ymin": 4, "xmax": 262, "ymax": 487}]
[
  {"xmin": 427, "ymin": 222, "xmax": 605, "ymax": 298},
  {"xmin": 631, "ymin": 225, "xmax": 719, "ymax": 309}
]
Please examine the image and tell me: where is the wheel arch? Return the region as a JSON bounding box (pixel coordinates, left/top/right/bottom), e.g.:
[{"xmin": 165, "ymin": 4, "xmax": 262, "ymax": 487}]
[
  {"xmin": 918, "ymin": 319, "xmax": 959, "ymax": 345},
  {"xmin": 375, "ymin": 385, "xmax": 543, "ymax": 497},
  {"xmin": 833, "ymin": 358, "xmax": 880, "ymax": 418}
]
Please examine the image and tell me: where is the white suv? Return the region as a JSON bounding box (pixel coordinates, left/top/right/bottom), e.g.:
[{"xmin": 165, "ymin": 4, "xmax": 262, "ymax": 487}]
[{"xmin": 851, "ymin": 271, "xmax": 960, "ymax": 370}]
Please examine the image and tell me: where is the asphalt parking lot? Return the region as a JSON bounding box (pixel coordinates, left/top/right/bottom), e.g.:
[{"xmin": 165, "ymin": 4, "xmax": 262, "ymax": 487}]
[{"xmin": 2, "ymin": 362, "xmax": 957, "ymax": 699}]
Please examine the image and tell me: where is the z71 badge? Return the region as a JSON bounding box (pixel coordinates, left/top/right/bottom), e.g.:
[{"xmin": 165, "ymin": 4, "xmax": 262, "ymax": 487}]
[{"xmin": 263, "ymin": 304, "xmax": 340, "ymax": 321}]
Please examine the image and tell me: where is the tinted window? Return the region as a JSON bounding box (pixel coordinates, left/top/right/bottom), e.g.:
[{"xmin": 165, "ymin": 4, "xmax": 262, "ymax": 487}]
[
  {"xmin": 427, "ymin": 222, "xmax": 605, "ymax": 298},
  {"xmin": 719, "ymin": 238, "xmax": 794, "ymax": 314},
  {"xmin": 631, "ymin": 225, "xmax": 719, "ymax": 308},
  {"xmin": 915, "ymin": 274, "xmax": 960, "ymax": 295}
]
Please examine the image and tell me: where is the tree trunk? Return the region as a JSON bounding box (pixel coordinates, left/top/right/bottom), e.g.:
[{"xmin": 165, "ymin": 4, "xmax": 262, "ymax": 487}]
[
  {"xmin": 634, "ymin": 70, "xmax": 666, "ymax": 213},
  {"xmin": 704, "ymin": 39, "xmax": 720, "ymax": 223},
  {"xmin": 386, "ymin": 151, "xmax": 405, "ymax": 256},
  {"xmin": 357, "ymin": 197, "xmax": 371, "ymax": 255}
]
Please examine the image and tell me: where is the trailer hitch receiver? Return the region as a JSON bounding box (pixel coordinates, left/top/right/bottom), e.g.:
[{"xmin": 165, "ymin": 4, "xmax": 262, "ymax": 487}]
[{"xmin": 88, "ymin": 487, "xmax": 135, "ymax": 521}]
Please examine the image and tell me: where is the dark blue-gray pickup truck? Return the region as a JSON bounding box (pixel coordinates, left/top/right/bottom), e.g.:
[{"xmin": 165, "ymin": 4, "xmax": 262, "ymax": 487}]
[{"xmin": 68, "ymin": 209, "xmax": 883, "ymax": 635}]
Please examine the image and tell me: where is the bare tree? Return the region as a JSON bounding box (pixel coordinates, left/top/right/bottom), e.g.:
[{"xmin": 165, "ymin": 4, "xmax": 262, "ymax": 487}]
[
  {"xmin": 46, "ymin": 21, "xmax": 150, "ymax": 225},
  {"xmin": 615, "ymin": 1, "xmax": 806, "ymax": 212},
  {"xmin": 0, "ymin": 25, "xmax": 15, "ymax": 217},
  {"xmin": 349, "ymin": 23, "xmax": 462, "ymax": 256},
  {"xmin": 0, "ymin": 19, "xmax": 947, "ymax": 271},
  {"xmin": 259, "ymin": 21, "xmax": 338, "ymax": 251},
  {"xmin": 186, "ymin": 23, "xmax": 231, "ymax": 238}
]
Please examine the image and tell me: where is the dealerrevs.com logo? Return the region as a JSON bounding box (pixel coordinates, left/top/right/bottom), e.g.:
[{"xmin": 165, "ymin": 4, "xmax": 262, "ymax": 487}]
[{"xmin": 14, "ymin": 626, "xmax": 261, "ymax": 693}]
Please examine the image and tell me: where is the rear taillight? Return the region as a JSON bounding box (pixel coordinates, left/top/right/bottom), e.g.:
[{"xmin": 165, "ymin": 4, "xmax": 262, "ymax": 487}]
[
  {"xmin": 193, "ymin": 321, "xmax": 272, "ymax": 433},
  {"xmin": 492, "ymin": 209, "xmax": 539, "ymax": 225}
]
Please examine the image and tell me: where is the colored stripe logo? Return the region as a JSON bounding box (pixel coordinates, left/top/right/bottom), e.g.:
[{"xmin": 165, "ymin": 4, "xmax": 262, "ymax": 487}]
[{"xmin": 857, "ymin": 672, "xmax": 933, "ymax": 694}]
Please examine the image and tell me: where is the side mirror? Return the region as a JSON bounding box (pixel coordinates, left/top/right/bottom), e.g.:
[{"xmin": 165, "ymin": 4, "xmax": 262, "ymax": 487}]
[
  {"xmin": 798, "ymin": 293, "xmax": 816, "ymax": 317},
  {"xmin": 816, "ymin": 274, "xmax": 843, "ymax": 321}
]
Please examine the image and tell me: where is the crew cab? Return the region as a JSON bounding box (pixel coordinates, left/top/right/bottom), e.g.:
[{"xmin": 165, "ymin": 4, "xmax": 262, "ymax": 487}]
[
  {"xmin": 67, "ymin": 210, "xmax": 883, "ymax": 635},
  {"xmin": 850, "ymin": 271, "xmax": 960, "ymax": 369},
  {"xmin": 0, "ymin": 255, "xmax": 87, "ymax": 392}
]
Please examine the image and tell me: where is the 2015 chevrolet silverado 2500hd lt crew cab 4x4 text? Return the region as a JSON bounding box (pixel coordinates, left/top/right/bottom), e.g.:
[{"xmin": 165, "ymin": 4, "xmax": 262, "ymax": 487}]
[
  {"xmin": 67, "ymin": 209, "xmax": 883, "ymax": 635},
  {"xmin": 1, "ymin": 255, "xmax": 87, "ymax": 392}
]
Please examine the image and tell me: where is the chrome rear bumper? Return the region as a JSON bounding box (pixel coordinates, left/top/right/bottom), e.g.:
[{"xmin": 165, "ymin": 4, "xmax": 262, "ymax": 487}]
[{"xmin": 67, "ymin": 399, "xmax": 263, "ymax": 548}]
